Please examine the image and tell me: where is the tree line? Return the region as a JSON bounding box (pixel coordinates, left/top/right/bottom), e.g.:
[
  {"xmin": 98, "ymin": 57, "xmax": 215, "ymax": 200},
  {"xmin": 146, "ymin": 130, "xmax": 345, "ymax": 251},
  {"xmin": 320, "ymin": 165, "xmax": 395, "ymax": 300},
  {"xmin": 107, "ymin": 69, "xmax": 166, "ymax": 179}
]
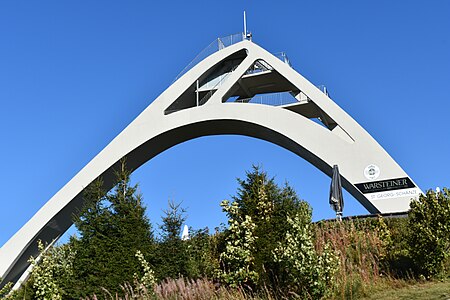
[{"xmin": 1, "ymin": 161, "xmax": 449, "ymax": 299}]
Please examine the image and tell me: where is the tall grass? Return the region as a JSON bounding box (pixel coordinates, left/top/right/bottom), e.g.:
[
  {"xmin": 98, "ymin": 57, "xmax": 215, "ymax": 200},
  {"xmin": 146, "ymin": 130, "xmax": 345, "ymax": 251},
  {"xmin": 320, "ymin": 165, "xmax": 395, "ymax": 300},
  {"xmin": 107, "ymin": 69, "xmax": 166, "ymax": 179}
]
[
  {"xmin": 314, "ymin": 218, "xmax": 410, "ymax": 299},
  {"xmin": 84, "ymin": 278, "xmax": 277, "ymax": 300}
]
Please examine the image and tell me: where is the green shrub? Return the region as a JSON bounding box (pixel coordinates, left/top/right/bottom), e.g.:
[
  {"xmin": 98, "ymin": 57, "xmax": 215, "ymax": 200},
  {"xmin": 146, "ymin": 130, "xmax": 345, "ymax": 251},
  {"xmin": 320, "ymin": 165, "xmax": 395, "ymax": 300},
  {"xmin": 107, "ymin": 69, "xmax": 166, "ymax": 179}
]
[
  {"xmin": 217, "ymin": 165, "xmax": 341, "ymax": 296},
  {"xmin": 134, "ymin": 250, "xmax": 156, "ymax": 294},
  {"xmin": 218, "ymin": 200, "xmax": 259, "ymax": 288},
  {"xmin": 185, "ymin": 227, "xmax": 221, "ymax": 279},
  {"xmin": 0, "ymin": 279, "xmax": 13, "ymax": 299},
  {"xmin": 408, "ymin": 188, "xmax": 450, "ymax": 278},
  {"xmin": 382, "ymin": 217, "xmax": 414, "ymax": 278},
  {"xmin": 274, "ymin": 210, "xmax": 339, "ymax": 299},
  {"xmin": 27, "ymin": 241, "xmax": 76, "ymax": 300}
]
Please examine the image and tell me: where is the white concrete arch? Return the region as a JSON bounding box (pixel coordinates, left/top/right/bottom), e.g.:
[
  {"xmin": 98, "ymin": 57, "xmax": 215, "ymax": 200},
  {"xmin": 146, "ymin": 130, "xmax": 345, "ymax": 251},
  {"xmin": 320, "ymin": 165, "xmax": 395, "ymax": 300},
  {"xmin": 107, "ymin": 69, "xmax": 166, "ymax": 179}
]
[{"xmin": 0, "ymin": 38, "xmax": 421, "ymax": 287}]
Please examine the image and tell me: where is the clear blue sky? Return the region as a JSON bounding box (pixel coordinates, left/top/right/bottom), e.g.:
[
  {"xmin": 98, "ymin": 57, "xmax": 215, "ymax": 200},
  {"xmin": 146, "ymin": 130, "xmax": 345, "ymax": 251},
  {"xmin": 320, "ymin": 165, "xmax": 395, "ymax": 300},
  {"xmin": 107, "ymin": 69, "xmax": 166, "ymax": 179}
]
[{"xmin": 1, "ymin": 1, "xmax": 449, "ymax": 246}]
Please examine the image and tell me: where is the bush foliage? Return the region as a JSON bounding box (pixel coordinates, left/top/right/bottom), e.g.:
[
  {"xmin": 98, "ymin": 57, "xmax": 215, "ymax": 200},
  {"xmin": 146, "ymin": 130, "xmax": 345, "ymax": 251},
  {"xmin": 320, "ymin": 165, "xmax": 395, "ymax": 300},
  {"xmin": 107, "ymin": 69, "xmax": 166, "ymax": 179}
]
[{"xmin": 408, "ymin": 188, "xmax": 450, "ymax": 278}]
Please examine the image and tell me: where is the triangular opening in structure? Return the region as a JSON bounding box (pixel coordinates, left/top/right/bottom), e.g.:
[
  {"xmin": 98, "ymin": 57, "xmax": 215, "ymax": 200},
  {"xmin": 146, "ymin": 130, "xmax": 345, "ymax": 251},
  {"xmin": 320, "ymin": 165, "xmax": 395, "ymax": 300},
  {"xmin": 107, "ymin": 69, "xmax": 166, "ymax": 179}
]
[
  {"xmin": 164, "ymin": 49, "xmax": 248, "ymax": 115},
  {"xmin": 223, "ymin": 60, "xmax": 342, "ymax": 131}
]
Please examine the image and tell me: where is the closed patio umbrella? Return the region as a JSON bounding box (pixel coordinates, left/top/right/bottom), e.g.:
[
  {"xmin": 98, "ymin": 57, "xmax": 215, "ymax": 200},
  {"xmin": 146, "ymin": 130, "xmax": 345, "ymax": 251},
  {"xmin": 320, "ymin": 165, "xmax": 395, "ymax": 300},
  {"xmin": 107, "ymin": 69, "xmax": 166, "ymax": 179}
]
[{"xmin": 329, "ymin": 164, "xmax": 344, "ymax": 220}]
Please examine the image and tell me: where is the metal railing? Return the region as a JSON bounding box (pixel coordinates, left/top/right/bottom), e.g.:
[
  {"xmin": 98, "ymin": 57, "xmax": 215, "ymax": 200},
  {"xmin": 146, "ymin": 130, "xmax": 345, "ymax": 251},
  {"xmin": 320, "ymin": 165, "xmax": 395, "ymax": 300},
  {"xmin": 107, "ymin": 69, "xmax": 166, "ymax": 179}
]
[
  {"xmin": 173, "ymin": 33, "xmax": 294, "ymax": 83},
  {"xmin": 198, "ymin": 64, "xmax": 239, "ymax": 105},
  {"xmin": 273, "ymin": 52, "xmax": 292, "ymax": 67},
  {"xmin": 230, "ymin": 83, "xmax": 330, "ymax": 108},
  {"xmin": 316, "ymin": 85, "xmax": 330, "ymax": 97},
  {"xmin": 234, "ymin": 91, "xmax": 298, "ymax": 106},
  {"xmin": 174, "ymin": 33, "xmax": 244, "ymax": 82}
]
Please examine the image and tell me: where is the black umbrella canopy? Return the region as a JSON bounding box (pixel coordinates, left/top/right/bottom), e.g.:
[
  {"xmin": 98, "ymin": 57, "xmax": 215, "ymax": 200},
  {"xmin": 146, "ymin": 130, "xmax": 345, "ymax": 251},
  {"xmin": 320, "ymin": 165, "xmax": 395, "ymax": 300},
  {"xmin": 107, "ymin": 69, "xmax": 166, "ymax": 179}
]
[{"xmin": 329, "ymin": 165, "xmax": 344, "ymax": 217}]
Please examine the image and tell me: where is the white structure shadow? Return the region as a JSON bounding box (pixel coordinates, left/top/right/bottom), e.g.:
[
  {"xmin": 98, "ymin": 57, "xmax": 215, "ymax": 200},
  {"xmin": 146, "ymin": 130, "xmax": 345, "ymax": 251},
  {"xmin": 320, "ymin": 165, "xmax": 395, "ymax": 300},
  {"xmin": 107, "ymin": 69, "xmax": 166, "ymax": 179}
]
[{"xmin": 0, "ymin": 34, "xmax": 421, "ymax": 288}]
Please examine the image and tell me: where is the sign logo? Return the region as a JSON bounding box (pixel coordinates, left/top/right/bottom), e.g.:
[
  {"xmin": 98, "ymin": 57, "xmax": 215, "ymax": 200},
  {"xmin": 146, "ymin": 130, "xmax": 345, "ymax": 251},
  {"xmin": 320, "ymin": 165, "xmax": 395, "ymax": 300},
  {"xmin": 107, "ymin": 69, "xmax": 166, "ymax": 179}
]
[
  {"xmin": 364, "ymin": 164, "xmax": 380, "ymax": 180},
  {"xmin": 355, "ymin": 177, "xmax": 416, "ymax": 194}
]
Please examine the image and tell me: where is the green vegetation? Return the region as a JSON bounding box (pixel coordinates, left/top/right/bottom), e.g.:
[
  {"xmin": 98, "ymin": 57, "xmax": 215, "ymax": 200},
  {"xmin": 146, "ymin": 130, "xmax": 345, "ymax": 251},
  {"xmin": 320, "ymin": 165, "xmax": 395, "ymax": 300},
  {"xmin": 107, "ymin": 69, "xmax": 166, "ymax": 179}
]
[
  {"xmin": 155, "ymin": 200, "xmax": 190, "ymax": 280},
  {"xmin": 2, "ymin": 165, "xmax": 449, "ymax": 299},
  {"xmin": 408, "ymin": 188, "xmax": 450, "ymax": 278},
  {"xmin": 28, "ymin": 241, "xmax": 75, "ymax": 300},
  {"xmin": 69, "ymin": 162, "xmax": 156, "ymax": 297}
]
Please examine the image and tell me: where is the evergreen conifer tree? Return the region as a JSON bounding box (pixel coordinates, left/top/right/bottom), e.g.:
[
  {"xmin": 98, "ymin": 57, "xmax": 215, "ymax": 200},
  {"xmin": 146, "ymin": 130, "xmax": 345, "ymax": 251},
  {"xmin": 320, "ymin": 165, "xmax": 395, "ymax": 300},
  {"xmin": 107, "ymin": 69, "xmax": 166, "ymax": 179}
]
[
  {"xmin": 69, "ymin": 161, "xmax": 155, "ymax": 298},
  {"xmin": 155, "ymin": 200, "xmax": 190, "ymax": 280}
]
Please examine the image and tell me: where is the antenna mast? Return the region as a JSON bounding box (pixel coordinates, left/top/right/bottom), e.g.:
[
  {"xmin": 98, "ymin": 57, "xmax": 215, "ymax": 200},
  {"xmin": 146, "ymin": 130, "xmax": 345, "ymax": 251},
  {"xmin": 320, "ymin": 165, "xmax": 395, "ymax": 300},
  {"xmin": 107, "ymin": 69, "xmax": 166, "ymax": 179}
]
[
  {"xmin": 243, "ymin": 11, "xmax": 252, "ymax": 41},
  {"xmin": 243, "ymin": 11, "xmax": 247, "ymax": 37}
]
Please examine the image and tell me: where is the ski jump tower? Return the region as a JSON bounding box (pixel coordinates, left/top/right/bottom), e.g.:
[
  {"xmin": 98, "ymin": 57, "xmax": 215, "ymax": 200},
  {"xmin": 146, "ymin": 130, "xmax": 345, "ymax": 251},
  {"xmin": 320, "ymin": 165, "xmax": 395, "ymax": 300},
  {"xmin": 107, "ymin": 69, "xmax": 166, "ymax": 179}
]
[{"xmin": 0, "ymin": 31, "xmax": 421, "ymax": 288}]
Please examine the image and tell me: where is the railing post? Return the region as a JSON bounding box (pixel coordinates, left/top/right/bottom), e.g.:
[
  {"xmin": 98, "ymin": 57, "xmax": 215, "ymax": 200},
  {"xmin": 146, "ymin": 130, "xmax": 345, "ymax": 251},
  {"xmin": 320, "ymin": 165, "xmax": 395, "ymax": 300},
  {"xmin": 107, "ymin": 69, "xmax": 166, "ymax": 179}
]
[
  {"xmin": 196, "ymin": 80, "xmax": 199, "ymax": 106},
  {"xmin": 218, "ymin": 38, "xmax": 225, "ymax": 50}
]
